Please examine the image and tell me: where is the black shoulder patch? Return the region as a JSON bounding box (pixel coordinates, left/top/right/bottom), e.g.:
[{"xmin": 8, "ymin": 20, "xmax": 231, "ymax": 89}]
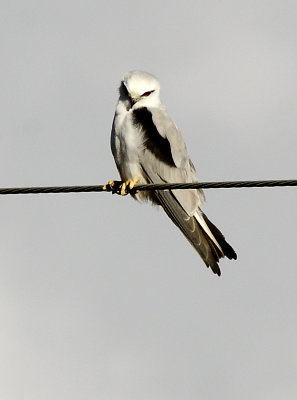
[{"xmin": 132, "ymin": 107, "xmax": 175, "ymax": 167}]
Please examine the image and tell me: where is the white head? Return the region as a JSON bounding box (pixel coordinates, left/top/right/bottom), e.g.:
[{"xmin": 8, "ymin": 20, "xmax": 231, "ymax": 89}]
[{"xmin": 119, "ymin": 70, "xmax": 161, "ymax": 109}]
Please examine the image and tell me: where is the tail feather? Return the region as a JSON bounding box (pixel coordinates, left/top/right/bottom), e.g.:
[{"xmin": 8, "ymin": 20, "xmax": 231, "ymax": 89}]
[
  {"xmin": 153, "ymin": 188, "xmax": 237, "ymax": 276},
  {"xmin": 202, "ymin": 213, "xmax": 237, "ymax": 260}
]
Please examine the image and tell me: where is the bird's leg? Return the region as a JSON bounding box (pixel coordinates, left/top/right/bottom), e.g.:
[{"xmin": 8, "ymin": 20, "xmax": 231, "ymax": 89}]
[{"xmin": 103, "ymin": 177, "xmax": 138, "ymax": 196}]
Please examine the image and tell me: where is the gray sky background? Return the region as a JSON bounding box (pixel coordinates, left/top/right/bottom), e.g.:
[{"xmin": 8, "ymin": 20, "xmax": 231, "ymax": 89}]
[{"xmin": 1, "ymin": 1, "xmax": 297, "ymax": 399}]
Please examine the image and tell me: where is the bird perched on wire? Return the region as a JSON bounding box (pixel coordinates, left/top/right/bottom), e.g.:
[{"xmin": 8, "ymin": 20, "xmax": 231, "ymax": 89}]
[{"xmin": 106, "ymin": 70, "xmax": 237, "ymax": 275}]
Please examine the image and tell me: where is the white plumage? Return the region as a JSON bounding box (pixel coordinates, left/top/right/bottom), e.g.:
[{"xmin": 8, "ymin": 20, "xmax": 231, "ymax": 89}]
[{"xmin": 110, "ymin": 70, "xmax": 237, "ymax": 275}]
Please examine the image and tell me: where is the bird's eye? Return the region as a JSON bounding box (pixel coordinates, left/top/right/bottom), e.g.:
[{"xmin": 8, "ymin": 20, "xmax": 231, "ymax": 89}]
[{"xmin": 142, "ymin": 90, "xmax": 154, "ymax": 97}]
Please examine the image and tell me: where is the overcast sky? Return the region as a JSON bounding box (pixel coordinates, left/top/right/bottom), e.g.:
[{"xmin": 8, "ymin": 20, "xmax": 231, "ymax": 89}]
[{"xmin": 1, "ymin": 1, "xmax": 297, "ymax": 399}]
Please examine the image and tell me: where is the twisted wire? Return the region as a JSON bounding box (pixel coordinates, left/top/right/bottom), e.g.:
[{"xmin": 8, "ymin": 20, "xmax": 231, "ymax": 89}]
[{"xmin": 0, "ymin": 179, "xmax": 296, "ymax": 196}]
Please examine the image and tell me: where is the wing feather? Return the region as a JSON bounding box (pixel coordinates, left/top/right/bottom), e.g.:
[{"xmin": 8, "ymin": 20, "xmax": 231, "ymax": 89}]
[
  {"xmin": 131, "ymin": 106, "xmax": 236, "ymax": 275},
  {"xmin": 139, "ymin": 155, "xmax": 223, "ymax": 275},
  {"xmin": 132, "ymin": 107, "xmax": 204, "ymax": 214}
]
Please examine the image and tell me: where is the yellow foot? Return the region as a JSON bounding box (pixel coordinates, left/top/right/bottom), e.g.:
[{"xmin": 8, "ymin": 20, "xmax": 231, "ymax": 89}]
[
  {"xmin": 120, "ymin": 177, "xmax": 139, "ymax": 196},
  {"xmin": 103, "ymin": 178, "xmax": 138, "ymax": 195},
  {"xmin": 103, "ymin": 180, "xmax": 115, "ymax": 191}
]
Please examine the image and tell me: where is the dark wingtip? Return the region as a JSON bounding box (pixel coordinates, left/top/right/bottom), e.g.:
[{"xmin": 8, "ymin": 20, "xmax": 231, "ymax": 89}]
[
  {"xmin": 202, "ymin": 212, "xmax": 237, "ymax": 262},
  {"xmin": 207, "ymin": 261, "xmax": 221, "ymax": 276},
  {"xmin": 223, "ymin": 242, "xmax": 237, "ymax": 260}
]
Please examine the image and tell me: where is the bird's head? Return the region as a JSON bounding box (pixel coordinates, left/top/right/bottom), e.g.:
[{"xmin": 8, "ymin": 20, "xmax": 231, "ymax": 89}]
[{"xmin": 119, "ymin": 70, "xmax": 161, "ymax": 109}]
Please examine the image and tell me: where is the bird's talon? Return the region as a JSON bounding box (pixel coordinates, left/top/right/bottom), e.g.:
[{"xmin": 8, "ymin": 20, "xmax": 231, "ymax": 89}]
[
  {"xmin": 103, "ymin": 180, "xmax": 123, "ymax": 194},
  {"xmin": 128, "ymin": 177, "xmax": 138, "ymax": 191},
  {"xmin": 120, "ymin": 182, "xmax": 127, "ymax": 196},
  {"xmin": 103, "ymin": 180, "xmax": 115, "ymax": 191},
  {"xmin": 121, "ymin": 177, "xmax": 139, "ymax": 195},
  {"xmin": 103, "ymin": 178, "xmax": 138, "ymax": 196}
]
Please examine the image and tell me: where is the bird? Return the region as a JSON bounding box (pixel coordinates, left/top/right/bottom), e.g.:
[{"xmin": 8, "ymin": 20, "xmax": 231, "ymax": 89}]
[{"xmin": 106, "ymin": 70, "xmax": 237, "ymax": 276}]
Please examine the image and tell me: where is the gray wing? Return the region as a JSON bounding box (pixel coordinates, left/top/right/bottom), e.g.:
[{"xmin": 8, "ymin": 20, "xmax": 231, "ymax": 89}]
[
  {"xmin": 132, "ymin": 107, "xmax": 237, "ymax": 275},
  {"xmin": 132, "ymin": 106, "xmax": 204, "ymax": 214}
]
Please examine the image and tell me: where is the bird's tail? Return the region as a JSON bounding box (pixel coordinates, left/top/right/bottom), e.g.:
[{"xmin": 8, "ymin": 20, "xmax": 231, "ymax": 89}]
[
  {"xmin": 194, "ymin": 210, "xmax": 237, "ymax": 275},
  {"xmin": 154, "ymin": 188, "xmax": 236, "ymax": 276}
]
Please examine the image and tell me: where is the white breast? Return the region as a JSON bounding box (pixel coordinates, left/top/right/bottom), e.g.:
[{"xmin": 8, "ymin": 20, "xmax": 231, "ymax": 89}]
[{"xmin": 112, "ymin": 101, "xmax": 147, "ymax": 183}]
